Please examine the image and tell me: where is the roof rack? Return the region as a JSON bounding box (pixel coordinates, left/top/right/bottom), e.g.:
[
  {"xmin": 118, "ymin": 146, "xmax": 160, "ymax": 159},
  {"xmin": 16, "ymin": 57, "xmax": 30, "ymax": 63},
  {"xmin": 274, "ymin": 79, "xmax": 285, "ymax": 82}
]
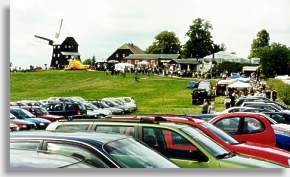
[{"xmin": 58, "ymin": 116, "xmax": 169, "ymax": 124}]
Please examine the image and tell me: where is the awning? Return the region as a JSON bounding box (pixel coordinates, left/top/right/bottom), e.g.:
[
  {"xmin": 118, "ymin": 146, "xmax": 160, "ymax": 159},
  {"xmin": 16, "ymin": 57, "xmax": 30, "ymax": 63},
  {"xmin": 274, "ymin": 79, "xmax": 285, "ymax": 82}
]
[{"xmin": 227, "ymin": 81, "xmax": 251, "ymax": 88}]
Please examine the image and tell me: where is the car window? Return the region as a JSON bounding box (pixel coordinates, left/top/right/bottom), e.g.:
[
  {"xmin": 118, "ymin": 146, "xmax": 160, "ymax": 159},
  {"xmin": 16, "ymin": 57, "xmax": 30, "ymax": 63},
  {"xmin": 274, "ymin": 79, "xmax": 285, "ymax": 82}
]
[
  {"xmin": 243, "ymin": 117, "xmax": 265, "ymax": 134},
  {"xmin": 66, "ymin": 104, "xmax": 75, "ymax": 111},
  {"xmin": 95, "ymin": 126, "xmax": 134, "ymax": 137},
  {"xmin": 214, "ymin": 117, "xmax": 241, "ymax": 135},
  {"xmin": 46, "ymin": 104, "xmax": 64, "ymax": 111},
  {"xmin": 269, "ymin": 114, "xmax": 287, "ymax": 124},
  {"xmin": 10, "ymin": 141, "xmax": 41, "ymax": 151},
  {"xmin": 46, "ymin": 142, "xmax": 109, "ymax": 168},
  {"xmin": 55, "ymin": 124, "xmax": 90, "ymax": 132},
  {"xmin": 142, "ymin": 127, "xmax": 207, "ymax": 161}
]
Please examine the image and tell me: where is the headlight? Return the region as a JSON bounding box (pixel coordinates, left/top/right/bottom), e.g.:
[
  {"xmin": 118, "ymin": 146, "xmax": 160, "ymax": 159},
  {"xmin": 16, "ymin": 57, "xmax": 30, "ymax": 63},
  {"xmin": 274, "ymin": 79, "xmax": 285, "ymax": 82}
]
[
  {"xmin": 39, "ymin": 123, "xmax": 44, "ymax": 126},
  {"xmin": 22, "ymin": 125, "xmax": 27, "ymax": 128}
]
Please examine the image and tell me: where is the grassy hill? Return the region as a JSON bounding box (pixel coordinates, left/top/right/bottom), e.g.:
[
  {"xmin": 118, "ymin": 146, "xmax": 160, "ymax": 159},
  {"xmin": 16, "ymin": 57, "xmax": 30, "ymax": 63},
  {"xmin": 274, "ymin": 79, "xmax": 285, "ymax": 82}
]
[{"xmin": 10, "ymin": 70, "xmax": 224, "ymax": 114}]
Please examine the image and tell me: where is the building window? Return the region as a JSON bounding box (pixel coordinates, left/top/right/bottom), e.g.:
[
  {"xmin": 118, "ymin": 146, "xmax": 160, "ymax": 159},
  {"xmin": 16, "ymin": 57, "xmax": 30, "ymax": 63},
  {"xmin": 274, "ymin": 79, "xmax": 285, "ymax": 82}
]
[
  {"xmin": 115, "ymin": 53, "xmax": 119, "ymax": 58},
  {"xmin": 53, "ymin": 54, "xmax": 56, "ymax": 57},
  {"xmin": 57, "ymin": 54, "xmax": 60, "ymax": 57},
  {"xmin": 66, "ymin": 56, "xmax": 69, "ymax": 59},
  {"xmin": 123, "ymin": 54, "xmax": 126, "ymax": 58}
]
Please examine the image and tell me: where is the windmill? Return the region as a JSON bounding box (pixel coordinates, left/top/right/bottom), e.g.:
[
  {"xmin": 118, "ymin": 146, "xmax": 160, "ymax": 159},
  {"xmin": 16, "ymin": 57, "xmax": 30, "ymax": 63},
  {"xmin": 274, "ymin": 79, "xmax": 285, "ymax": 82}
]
[{"xmin": 34, "ymin": 19, "xmax": 80, "ymax": 69}]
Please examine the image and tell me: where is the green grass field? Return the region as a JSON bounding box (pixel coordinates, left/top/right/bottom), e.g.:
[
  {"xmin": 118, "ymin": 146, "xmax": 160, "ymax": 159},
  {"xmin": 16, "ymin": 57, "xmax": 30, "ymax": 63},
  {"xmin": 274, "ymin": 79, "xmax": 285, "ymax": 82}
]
[{"xmin": 10, "ymin": 70, "xmax": 224, "ymax": 114}]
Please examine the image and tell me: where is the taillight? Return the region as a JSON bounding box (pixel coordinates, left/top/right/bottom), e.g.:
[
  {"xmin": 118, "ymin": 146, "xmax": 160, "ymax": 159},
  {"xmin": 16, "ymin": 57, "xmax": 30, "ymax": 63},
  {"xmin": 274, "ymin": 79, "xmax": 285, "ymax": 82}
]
[{"xmin": 77, "ymin": 110, "xmax": 81, "ymax": 115}]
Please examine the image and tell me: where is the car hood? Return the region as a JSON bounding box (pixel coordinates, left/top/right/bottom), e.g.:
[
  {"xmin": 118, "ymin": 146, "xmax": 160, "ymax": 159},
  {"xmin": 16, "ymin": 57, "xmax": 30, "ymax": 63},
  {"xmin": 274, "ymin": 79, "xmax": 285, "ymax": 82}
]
[
  {"xmin": 25, "ymin": 118, "xmax": 51, "ymax": 124},
  {"xmin": 11, "ymin": 119, "xmax": 35, "ymax": 125},
  {"xmin": 232, "ymin": 143, "xmax": 290, "ymax": 166},
  {"xmin": 219, "ymin": 155, "xmax": 284, "ymax": 168}
]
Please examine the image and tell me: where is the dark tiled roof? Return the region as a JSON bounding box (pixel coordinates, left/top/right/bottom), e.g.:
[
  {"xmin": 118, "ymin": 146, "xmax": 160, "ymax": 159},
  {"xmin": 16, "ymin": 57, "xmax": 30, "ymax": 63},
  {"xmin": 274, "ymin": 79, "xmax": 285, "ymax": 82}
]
[
  {"xmin": 124, "ymin": 54, "xmax": 180, "ymax": 60},
  {"xmin": 118, "ymin": 43, "xmax": 145, "ymax": 54}
]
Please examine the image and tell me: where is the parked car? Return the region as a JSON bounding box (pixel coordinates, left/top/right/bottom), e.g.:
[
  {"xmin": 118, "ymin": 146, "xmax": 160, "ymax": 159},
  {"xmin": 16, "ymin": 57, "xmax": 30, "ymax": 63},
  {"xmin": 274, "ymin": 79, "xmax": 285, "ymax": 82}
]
[
  {"xmin": 209, "ymin": 113, "xmax": 276, "ymax": 147},
  {"xmin": 10, "ymin": 123, "xmax": 19, "ymax": 132},
  {"xmin": 240, "ymin": 102, "xmax": 284, "ymax": 113},
  {"xmin": 220, "ymin": 107, "xmax": 268, "ymax": 114},
  {"xmin": 10, "ymin": 113, "xmax": 36, "ymax": 130},
  {"xmin": 10, "ymin": 131, "xmax": 178, "ymax": 168},
  {"xmin": 110, "ymin": 97, "xmax": 137, "ymax": 111},
  {"xmin": 191, "ymin": 89, "xmax": 210, "ymax": 105},
  {"xmin": 43, "ymin": 101, "xmax": 87, "ymax": 118},
  {"xmin": 90, "ymin": 100, "xmax": 124, "ymax": 115},
  {"xmin": 46, "ymin": 118, "xmax": 284, "ymax": 168},
  {"xmin": 263, "ymin": 112, "xmax": 290, "ymax": 125},
  {"xmin": 20, "ymin": 106, "xmax": 64, "ymax": 122},
  {"xmin": 10, "ymin": 108, "xmax": 51, "ymax": 129},
  {"xmin": 236, "ymin": 96, "xmax": 289, "ymax": 110},
  {"xmin": 186, "ymin": 81, "xmax": 199, "ymax": 89},
  {"xmin": 101, "ymin": 99, "xmax": 130, "ymax": 113},
  {"xmin": 47, "ymin": 96, "xmax": 86, "ymax": 103},
  {"xmin": 111, "ymin": 115, "xmax": 290, "ymax": 166},
  {"xmin": 83, "ymin": 102, "xmax": 112, "ymax": 116},
  {"xmin": 185, "ymin": 114, "xmax": 220, "ymax": 121}
]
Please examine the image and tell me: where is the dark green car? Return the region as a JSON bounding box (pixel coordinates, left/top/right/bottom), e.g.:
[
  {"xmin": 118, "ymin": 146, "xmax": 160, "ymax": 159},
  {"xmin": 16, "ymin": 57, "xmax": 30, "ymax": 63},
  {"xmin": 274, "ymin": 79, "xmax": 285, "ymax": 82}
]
[{"xmin": 46, "ymin": 118, "xmax": 284, "ymax": 168}]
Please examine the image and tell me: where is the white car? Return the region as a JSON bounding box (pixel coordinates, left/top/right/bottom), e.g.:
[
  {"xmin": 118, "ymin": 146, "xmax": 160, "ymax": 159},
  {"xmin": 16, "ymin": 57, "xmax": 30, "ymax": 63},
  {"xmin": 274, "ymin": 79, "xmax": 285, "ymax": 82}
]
[{"xmin": 84, "ymin": 103, "xmax": 112, "ymax": 116}]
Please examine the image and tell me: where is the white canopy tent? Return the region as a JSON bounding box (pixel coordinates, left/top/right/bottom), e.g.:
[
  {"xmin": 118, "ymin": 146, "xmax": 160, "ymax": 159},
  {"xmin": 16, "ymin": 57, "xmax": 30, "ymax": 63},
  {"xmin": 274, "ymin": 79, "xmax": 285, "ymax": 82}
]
[
  {"xmin": 227, "ymin": 80, "xmax": 252, "ymax": 88},
  {"xmin": 115, "ymin": 63, "xmax": 134, "ymax": 71}
]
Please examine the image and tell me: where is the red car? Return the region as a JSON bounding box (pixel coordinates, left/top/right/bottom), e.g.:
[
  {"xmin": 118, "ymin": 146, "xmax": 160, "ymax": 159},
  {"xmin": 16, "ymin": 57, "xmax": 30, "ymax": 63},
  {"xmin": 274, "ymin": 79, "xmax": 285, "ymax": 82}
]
[
  {"xmin": 10, "ymin": 113, "xmax": 36, "ymax": 130},
  {"xmin": 209, "ymin": 112, "xmax": 276, "ymax": 147},
  {"xmin": 111, "ymin": 114, "xmax": 290, "ymax": 166},
  {"xmin": 20, "ymin": 106, "xmax": 64, "ymax": 122}
]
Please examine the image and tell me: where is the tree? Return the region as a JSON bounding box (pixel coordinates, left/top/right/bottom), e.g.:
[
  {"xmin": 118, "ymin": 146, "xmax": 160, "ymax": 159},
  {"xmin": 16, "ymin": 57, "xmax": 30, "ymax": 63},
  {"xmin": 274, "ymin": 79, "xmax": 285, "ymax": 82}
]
[
  {"xmin": 249, "ymin": 29, "xmax": 270, "ymax": 58},
  {"xmin": 182, "ymin": 18, "xmax": 224, "ymax": 58},
  {"xmin": 82, "ymin": 58, "xmax": 92, "ymax": 65},
  {"xmin": 146, "ymin": 31, "xmax": 181, "ymax": 54},
  {"xmin": 91, "ymin": 56, "xmax": 96, "ymax": 66},
  {"xmin": 256, "ymin": 43, "xmax": 290, "ymax": 77}
]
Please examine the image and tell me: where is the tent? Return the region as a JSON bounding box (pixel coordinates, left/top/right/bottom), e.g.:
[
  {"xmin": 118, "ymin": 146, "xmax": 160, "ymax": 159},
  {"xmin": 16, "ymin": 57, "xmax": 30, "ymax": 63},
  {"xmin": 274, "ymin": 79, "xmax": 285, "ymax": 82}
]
[
  {"xmin": 227, "ymin": 80, "xmax": 251, "ymax": 88},
  {"xmin": 137, "ymin": 61, "xmax": 149, "ymax": 65},
  {"xmin": 115, "ymin": 63, "xmax": 134, "ymax": 71}
]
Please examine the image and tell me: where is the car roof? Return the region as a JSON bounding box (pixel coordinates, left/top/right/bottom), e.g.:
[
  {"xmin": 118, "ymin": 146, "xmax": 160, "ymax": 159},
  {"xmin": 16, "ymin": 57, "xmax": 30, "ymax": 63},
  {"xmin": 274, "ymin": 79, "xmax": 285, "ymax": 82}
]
[
  {"xmin": 10, "ymin": 131, "xmax": 128, "ymax": 145},
  {"xmin": 50, "ymin": 117, "xmax": 191, "ymax": 130}
]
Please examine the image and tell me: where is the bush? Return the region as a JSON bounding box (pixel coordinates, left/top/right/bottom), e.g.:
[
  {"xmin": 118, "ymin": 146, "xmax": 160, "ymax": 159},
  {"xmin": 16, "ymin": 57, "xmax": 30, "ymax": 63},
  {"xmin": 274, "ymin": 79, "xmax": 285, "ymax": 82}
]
[{"xmin": 267, "ymin": 79, "xmax": 290, "ymax": 105}]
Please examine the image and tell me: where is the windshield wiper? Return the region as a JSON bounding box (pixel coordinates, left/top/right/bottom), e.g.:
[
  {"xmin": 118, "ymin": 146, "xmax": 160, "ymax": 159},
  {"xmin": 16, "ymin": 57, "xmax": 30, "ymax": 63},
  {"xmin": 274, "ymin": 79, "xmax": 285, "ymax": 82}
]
[{"xmin": 216, "ymin": 152, "xmax": 235, "ymax": 159}]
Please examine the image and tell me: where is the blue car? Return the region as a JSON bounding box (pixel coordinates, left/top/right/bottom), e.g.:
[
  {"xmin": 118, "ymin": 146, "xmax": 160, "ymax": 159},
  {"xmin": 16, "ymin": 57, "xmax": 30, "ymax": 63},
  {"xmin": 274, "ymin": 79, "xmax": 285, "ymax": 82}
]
[
  {"xmin": 186, "ymin": 81, "xmax": 199, "ymax": 89},
  {"xmin": 10, "ymin": 107, "xmax": 51, "ymax": 129},
  {"xmin": 275, "ymin": 131, "xmax": 290, "ymax": 151}
]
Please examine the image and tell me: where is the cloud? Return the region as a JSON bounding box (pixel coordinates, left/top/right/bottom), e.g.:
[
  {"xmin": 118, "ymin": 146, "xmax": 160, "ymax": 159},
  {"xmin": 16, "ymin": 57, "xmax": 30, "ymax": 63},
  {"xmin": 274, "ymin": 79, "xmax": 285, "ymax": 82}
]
[{"xmin": 10, "ymin": 0, "xmax": 290, "ymax": 68}]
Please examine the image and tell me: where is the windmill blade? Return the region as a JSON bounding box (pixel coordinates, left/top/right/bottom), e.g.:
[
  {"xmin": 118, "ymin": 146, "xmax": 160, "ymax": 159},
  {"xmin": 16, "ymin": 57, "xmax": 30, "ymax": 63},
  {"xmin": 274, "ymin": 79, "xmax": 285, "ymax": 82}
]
[
  {"xmin": 34, "ymin": 35, "xmax": 54, "ymax": 45},
  {"xmin": 55, "ymin": 18, "xmax": 63, "ymax": 39}
]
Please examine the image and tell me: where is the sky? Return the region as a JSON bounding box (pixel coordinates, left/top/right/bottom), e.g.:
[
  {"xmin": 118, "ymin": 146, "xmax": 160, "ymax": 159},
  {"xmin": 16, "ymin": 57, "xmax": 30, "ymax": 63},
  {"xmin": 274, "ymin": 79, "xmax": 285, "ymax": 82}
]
[{"xmin": 10, "ymin": 0, "xmax": 290, "ymax": 68}]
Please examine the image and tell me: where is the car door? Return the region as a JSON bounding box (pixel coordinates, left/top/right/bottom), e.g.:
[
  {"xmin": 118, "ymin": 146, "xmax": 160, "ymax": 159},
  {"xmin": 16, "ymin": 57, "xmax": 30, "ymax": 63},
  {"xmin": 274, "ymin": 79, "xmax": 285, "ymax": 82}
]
[
  {"xmin": 237, "ymin": 117, "xmax": 275, "ymax": 146},
  {"xmin": 140, "ymin": 127, "xmax": 213, "ymax": 168},
  {"xmin": 213, "ymin": 116, "xmax": 275, "ymax": 146}
]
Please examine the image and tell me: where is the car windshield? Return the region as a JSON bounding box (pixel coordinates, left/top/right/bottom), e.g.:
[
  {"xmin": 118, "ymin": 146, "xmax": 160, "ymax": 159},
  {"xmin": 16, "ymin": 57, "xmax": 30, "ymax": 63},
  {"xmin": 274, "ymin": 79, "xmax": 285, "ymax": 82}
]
[
  {"xmin": 12, "ymin": 109, "xmax": 36, "ymax": 118},
  {"xmin": 85, "ymin": 103, "xmax": 99, "ymax": 110},
  {"xmin": 34, "ymin": 108, "xmax": 49, "ymax": 115},
  {"xmin": 104, "ymin": 138, "xmax": 177, "ymax": 168},
  {"xmin": 200, "ymin": 122, "xmax": 240, "ymax": 145},
  {"xmin": 181, "ymin": 127, "xmax": 229, "ymax": 158},
  {"xmin": 104, "ymin": 101, "xmax": 118, "ymax": 107}
]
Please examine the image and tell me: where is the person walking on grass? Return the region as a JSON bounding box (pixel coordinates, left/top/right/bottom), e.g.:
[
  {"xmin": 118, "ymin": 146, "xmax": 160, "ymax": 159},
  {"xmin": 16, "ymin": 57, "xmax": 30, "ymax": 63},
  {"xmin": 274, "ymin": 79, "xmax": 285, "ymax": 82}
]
[{"xmin": 201, "ymin": 99, "xmax": 210, "ymax": 114}]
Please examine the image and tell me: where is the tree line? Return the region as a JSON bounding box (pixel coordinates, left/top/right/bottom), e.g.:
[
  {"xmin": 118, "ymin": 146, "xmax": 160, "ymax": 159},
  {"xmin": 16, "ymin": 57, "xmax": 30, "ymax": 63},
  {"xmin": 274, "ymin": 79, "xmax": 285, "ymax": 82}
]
[{"xmin": 83, "ymin": 18, "xmax": 290, "ymax": 77}]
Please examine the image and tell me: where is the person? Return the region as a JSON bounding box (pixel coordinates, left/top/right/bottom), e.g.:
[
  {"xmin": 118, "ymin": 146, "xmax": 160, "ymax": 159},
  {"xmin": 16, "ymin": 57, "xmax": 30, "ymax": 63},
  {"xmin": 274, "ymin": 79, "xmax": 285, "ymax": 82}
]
[
  {"xmin": 201, "ymin": 99, "xmax": 210, "ymax": 114},
  {"xmin": 272, "ymin": 89, "xmax": 277, "ymax": 102},
  {"xmin": 224, "ymin": 96, "xmax": 231, "ymax": 109},
  {"xmin": 208, "ymin": 101, "xmax": 215, "ymax": 114},
  {"xmin": 230, "ymin": 92, "xmax": 236, "ymax": 107}
]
